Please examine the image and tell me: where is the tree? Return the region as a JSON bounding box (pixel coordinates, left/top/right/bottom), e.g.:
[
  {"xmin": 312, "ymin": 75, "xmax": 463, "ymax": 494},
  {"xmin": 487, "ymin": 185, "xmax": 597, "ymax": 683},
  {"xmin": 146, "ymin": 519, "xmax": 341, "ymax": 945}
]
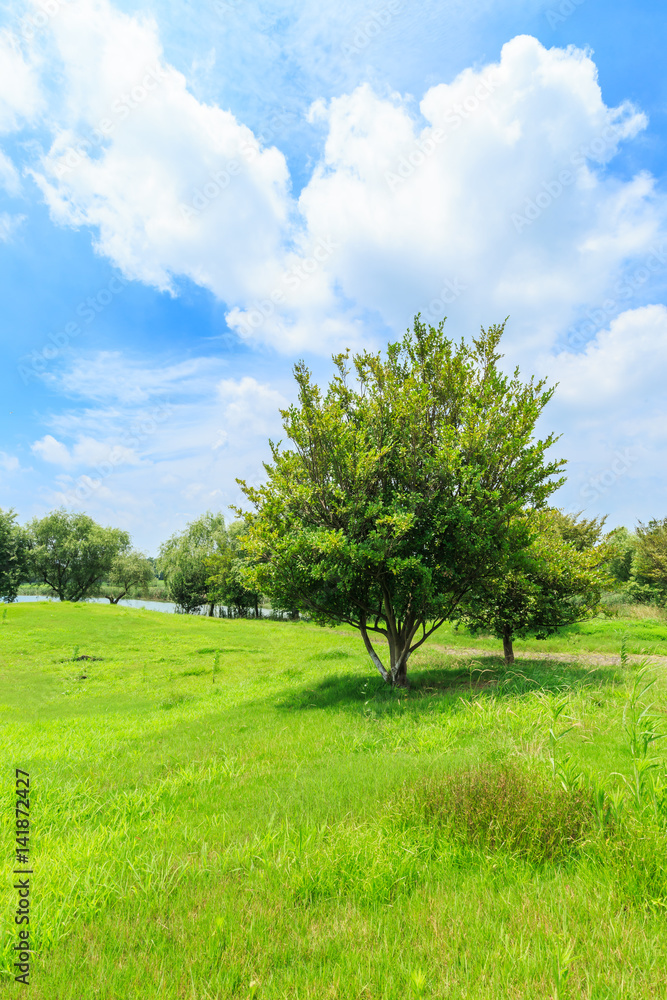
[
  {"xmin": 26, "ymin": 509, "xmax": 129, "ymax": 602},
  {"xmin": 632, "ymin": 518, "xmax": 667, "ymax": 604},
  {"xmin": 205, "ymin": 521, "xmax": 262, "ymax": 618},
  {"xmin": 0, "ymin": 508, "xmax": 29, "ymax": 602},
  {"xmin": 235, "ymin": 317, "xmax": 565, "ymax": 687},
  {"xmin": 100, "ymin": 551, "xmax": 155, "ymax": 604},
  {"xmin": 157, "ymin": 511, "xmax": 227, "ymax": 615},
  {"xmin": 603, "ymin": 526, "xmax": 635, "ymax": 585},
  {"xmin": 457, "ymin": 509, "xmax": 609, "ymax": 664}
]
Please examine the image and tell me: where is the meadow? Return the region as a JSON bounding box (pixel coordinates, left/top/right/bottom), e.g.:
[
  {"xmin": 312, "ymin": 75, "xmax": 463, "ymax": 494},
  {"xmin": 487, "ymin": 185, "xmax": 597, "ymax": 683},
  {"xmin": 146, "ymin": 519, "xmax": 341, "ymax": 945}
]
[{"xmin": 2, "ymin": 602, "xmax": 667, "ymax": 999}]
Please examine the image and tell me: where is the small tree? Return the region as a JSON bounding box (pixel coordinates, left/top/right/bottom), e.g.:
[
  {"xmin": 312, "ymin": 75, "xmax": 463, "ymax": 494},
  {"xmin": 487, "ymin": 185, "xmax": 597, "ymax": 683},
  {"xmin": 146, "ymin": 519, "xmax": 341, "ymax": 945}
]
[
  {"xmin": 157, "ymin": 511, "xmax": 227, "ymax": 615},
  {"xmin": 457, "ymin": 509, "xmax": 609, "ymax": 664},
  {"xmin": 101, "ymin": 551, "xmax": 155, "ymax": 604},
  {"xmin": 27, "ymin": 509, "xmax": 129, "ymax": 602},
  {"xmin": 236, "ymin": 317, "xmax": 564, "ymax": 686},
  {"xmin": 0, "ymin": 508, "xmax": 28, "ymax": 602}
]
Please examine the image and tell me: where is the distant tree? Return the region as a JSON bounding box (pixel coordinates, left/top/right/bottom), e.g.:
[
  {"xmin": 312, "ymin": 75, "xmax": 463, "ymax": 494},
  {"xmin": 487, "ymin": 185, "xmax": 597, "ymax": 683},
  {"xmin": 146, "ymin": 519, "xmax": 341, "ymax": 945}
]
[
  {"xmin": 205, "ymin": 520, "xmax": 262, "ymax": 618},
  {"xmin": 157, "ymin": 511, "xmax": 227, "ymax": 615},
  {"xmin": 631, "ymin": 518, "xmax": 667, "ymax": 605},
  {"xmin": 27, "ymin": 509, "xmax": 129, "ymax": 602},
  {"xmin": 604, "ymin": 526, "xmax": 636, "ymax": 584},
  {"xmin": 0, "ymin": 508, "xmax": 29, "ymax": 602},
  {"xmin": 100, "ymin": 551, "xmax": 155, "ymax": 604},
  {"xmin": 235, "ymin": 317, "xmax": 564, "ymax": 687},
  {"xmin": 458, "ymin": 509, "xmax": 609, "ymax": 664}
]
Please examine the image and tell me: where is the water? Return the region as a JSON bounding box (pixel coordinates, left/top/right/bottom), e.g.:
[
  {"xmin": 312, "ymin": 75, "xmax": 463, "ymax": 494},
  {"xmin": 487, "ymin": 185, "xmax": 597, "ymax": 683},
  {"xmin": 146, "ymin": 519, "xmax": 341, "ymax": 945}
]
[{"xmin": 14, "ymin": 595, "xmax": 273, "ymax": 617}]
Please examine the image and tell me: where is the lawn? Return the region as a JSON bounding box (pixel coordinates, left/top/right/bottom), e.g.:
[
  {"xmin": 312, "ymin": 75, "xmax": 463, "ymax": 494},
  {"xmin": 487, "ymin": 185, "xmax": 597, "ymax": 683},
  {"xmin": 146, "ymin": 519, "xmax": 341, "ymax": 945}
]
[{"xmin": 2, "ymin": 602, "xmax": 667, "ymax": 998}]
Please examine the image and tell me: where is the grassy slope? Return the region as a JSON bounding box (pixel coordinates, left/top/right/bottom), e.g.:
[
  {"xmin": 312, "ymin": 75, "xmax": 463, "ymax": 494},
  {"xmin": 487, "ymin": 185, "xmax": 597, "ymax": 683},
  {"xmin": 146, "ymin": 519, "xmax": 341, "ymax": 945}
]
[{"xmin": 1, "ymin": 602, "xmax": 667, "ymax": 999}]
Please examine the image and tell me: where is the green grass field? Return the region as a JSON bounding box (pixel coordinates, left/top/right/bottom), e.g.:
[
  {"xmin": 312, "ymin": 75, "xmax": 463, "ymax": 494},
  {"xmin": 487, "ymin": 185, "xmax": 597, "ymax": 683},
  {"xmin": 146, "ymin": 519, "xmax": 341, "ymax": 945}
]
[{"xmin": 2, "ymin": 602, "xmax": 667, "ymax": 999}]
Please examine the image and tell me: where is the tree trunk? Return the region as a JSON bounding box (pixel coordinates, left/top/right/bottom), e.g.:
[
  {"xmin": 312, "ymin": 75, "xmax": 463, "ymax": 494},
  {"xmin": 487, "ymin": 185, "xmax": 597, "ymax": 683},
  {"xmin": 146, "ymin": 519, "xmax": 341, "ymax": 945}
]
[
  {"xmin": 208, "ymin": 602, "xmax": 214, "ymax": 617},
  {"xmin": 502, "ymin": 626, "xmax": 515, "ymax": 665},
  {"xmin": 392, "ymin": 654, "xmax": 410, "ymax": 689}
]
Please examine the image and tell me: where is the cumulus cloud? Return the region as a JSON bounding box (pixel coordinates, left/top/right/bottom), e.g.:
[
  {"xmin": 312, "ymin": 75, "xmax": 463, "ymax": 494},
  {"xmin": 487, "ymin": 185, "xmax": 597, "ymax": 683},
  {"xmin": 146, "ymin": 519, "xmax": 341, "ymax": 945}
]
[
  {"xmin": 29, "ymin": 14, "xmax": 666, "ymax": 358},
  {"xmin": 288, "ymin": 35, "xmax": 660, "ymax": 356},
  {"xmin": 31, "ymin": 0, "xmax": 291, "ymax": 301},
  {"xmin": 548, "ymin": 304, "xmax": 667, "ymax": 410},
  {"xmin": 534, "ymin": 305, "xmax": 667, "ymax": 521}
]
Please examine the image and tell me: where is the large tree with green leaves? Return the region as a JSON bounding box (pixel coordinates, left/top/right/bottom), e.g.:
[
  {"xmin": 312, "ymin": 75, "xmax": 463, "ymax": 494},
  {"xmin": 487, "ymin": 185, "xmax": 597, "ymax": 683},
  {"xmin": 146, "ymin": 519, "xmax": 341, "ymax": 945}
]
[
  {"xmin": 0, "ymin": 508, "xmax": 29, "ymax": 601},
  {"xmin": 457, "ymin": 509, "xmax": 609, "ymax": 664},
  {"xmin": 236, "ymin": 317, "xmax": 565, "ymax": 687},
  {"xmin": 157, "ymin": 511, "xmax": 227, "ymax": 615},
  {"xmin": 27, "ymin": 509, "xmax": 129, "ymax": 602}
]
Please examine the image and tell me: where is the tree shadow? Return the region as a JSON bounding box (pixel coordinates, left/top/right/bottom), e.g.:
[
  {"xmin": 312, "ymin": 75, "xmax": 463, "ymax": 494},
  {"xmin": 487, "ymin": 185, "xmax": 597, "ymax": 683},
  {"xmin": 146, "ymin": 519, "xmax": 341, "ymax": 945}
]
[{"xmin": 274, "ymin": 652, "xmax": 622, "ymax": 713}]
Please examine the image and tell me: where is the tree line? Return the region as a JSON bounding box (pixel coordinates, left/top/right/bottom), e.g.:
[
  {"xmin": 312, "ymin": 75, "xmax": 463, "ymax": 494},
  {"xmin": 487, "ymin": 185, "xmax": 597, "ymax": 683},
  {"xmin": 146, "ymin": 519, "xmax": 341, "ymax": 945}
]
[
  {"xmin": 0, "ymin": 508, "xmax": 261, "ymax": 618},
  {"xmin": 1, "ymin": 318, "xmax": 664, "ymax": 683}
]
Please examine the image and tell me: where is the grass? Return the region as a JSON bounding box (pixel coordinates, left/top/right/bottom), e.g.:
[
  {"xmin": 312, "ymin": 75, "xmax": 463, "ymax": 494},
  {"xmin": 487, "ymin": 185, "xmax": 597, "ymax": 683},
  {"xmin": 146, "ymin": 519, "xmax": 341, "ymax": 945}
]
[{"xmin": 1, "ymin": 602, "xmax": 667, "ymax": 998}]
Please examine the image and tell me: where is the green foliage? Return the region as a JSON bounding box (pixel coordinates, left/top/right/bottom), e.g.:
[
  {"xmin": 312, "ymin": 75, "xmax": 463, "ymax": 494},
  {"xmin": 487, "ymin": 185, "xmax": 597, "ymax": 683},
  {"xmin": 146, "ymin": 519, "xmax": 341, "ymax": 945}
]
[
  {"xmin": 98, "ymin": 550, "xmax": 155, "ymax": 604},
  {"xmin": 205, "ymin": 520, "xmax": 262, "ymax": 617},
  {"xmin": 237, "ymin": 316, "xmax": 564, "ymax": 686},
  {"xmin": 604, "ymin": 526, "xmax": 636, "ymax": 584},
  {"xmin": 157, "ymin": 511, "xmax": 227, "ymax": 614},
  {"xmin": 0, "ymin": 507, "xmax": 29, "ymax": 601},
  {"xmin": 26, "ymin": 508, "xmax": 129, "ymax": 601},
  {"xmin": 457, "ymin": 508, "xmax": 609, "ymax": 662}
]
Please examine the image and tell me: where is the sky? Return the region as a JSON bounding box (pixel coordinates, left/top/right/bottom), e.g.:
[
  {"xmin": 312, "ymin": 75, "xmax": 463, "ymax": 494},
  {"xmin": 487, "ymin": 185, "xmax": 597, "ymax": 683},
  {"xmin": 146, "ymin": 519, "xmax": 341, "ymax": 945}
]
[{"xmin": 0, "ymin": 0, "xmax": 666, "ymax": 554}]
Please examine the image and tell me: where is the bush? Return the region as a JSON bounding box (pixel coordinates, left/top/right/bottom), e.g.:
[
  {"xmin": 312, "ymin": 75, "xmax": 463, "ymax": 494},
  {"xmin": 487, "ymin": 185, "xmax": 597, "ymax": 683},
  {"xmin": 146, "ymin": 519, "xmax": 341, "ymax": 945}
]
[{"xmin": 409, "ymin": 761, "xmax": 593, "ymax": 864}]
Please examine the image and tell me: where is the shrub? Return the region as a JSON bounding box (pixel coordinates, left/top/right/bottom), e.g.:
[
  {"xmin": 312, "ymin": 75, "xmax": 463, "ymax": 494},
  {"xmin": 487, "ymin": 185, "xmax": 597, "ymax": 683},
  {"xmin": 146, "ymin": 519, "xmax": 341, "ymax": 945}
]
[{"xmin": 410, "ymin": 761, "xmax": 593, "ymax": 864}]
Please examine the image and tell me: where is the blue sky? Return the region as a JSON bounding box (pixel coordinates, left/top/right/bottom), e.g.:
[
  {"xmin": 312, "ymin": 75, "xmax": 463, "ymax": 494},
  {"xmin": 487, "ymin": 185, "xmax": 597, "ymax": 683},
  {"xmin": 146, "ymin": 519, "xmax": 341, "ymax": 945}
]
[{"xmin": 1, "ymin": 0, "xmax": 666, "ymax": 552}]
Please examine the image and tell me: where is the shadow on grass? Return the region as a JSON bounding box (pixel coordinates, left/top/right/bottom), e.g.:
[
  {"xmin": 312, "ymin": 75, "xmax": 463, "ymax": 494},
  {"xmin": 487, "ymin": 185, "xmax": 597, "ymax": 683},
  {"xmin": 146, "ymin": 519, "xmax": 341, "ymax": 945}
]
[{"xmin": 275, "ymin": 652, "xmax": 621, "ymax": 713}]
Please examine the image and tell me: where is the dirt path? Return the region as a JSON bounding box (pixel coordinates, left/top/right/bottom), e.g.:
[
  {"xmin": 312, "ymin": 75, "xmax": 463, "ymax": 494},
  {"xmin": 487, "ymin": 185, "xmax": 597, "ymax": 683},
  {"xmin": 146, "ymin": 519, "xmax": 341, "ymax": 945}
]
[{"xmin": 427, "ymin": 643, "xmax": 667, "ymax": 669}]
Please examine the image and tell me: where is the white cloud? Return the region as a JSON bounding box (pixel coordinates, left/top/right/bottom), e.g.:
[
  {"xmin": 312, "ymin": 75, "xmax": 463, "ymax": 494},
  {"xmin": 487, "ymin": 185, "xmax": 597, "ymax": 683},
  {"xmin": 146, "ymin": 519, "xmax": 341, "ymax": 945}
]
[
  {"xmin": 29, "ymin": 16, "xmax": 666, "ymax": 359},
  {"xmin": 31, "ymin": 433, "xmax": 140, "ymax": 468},
  {"xmin": 0, "ymin": 28, "xmax": 43, "ymax": 132},
  {"xmin": 547, "ymin": 304, "xmax": 667, "ymax": 410},
  {"xmin": 31, "ymin": 434, "xmax": 71, "ymax": 466},
  {"xmin": 0, "ymin": 451, "xmax": 20, "ymax": 473},
  {"xmin": 31, "ymin": 0, "xmax": 291, "ymax": 302},
  {"xmin": 289, "ymin": 35, "xmax": 660, "ymax": 356},
  {"xmin": 217, "ymin": 376, "xmax": 289, "ymax": 436},
  {"xmin": 536, "ymin": 305, "xmax": 667, "ymax": 522},
  {"xmin": 0, "ymin": 149, "xmax": 20, "ymax": 194},
  {"xmin": 47, "ymin": 351, "xmax": 220, "ymax": 404},
  {"xmin": 0, "ymin": 211, "xmax": 25, "ymax": 241}
]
